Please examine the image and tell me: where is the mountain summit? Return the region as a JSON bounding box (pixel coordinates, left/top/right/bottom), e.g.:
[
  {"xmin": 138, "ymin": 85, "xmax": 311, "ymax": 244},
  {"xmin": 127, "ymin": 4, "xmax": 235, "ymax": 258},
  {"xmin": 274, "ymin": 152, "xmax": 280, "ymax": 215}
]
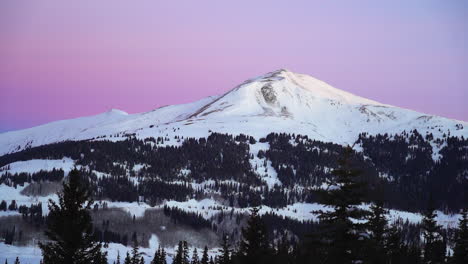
[
  {"xmin": 0, "ymin": 69, "xmax": 466, "ymax": 155},
  {"xmin": 189, "ymin": 69, "xmax": 382, "ymax": 120}
]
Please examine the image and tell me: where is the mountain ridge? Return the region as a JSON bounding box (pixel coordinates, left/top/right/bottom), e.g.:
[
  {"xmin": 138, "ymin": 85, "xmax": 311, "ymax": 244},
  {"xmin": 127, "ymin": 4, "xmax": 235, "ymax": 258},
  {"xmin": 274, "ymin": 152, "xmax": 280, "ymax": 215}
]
[{"xmin": 0, "ymin": 69, "xmax": 466, "ymax": 156}]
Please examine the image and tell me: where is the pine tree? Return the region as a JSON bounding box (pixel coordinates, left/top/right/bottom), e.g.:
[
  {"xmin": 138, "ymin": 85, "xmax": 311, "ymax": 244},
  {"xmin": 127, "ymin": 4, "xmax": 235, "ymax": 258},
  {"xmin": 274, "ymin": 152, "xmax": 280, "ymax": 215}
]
[
  {"xmin": 116, "ymin": 251, "xmax": 121, "ymax": 264},
  {"xmin": 275, "ymin": 233, "xmax": 293, "ymax": 264},
  {"xmin": 124, "ymin": 252, "xmax": 131, "ymax": 264},
  {"xmin": 406, "ymin": 243, "xmax": 423, "ymax": 264},
  {"xmin": 299, "ymin": 225, "xmax": 326, "ymax": 263},
  {"xmin": 94, "ymin": 251, "xmax": 108, "ymax": 264},
  {"xmin": 385, "ymin": 225, "xmax": 403, "ymax": 264},
  {"xmin": 174, "ymin": 241, "xmax": 184, "ymax": 264},
  {"xmin": 191, "ymin": 248, "xmax": 199, "ymax": 264},
  {"xmin": 453, "ymin": 208, "xmax": 468, "ymax": 264},
  {"xmin": 367, "ymin": 201, "xmax": 388, "ymax": 264},
  {"xmin": 160, "ymin": 248, "xmax": 167, "ymax": 264},
  {"xmin": 4, "ymin": 226, "xmax": 15, "ymax": 245},
  {"xmin": 218, "ymin": 235, "xmax": 231, "ymax": 264},
  {"xmin": 0, "ymin": 200, "xmax": 6, "ymax": 211},
  {"xmin": 200, "ymin": 246, "xmax": 209, "ymax": 264},
  {"xmin": 237, "ymin": 207, "xmax": 270, "ymax": 264},
  {"xmin": 39, "ymin": 169, "xmax": 107, "ymax": 264},
  {"xmin": 183, "ymin": 241, "xmax": 190, "ymax": 264},
  {"xmin": 130, "ymin": 242, "xmax": 143, "ymax": 264},
  {"xmin": 151, "ymin": 246, "xmax": 161, "ymax": 264},
  {"xmin": 314, "ymin": 146, "xmax": 370, "ymax": 264},
  {"xmin": 422, "ymin": 199, "xmax": 445, "ymax": 264}
]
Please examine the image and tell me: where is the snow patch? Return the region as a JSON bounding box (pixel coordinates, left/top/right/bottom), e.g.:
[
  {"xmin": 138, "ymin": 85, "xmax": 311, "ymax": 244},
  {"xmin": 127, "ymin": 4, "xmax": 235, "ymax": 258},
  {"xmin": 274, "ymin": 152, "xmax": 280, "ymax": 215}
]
[{"xmin": 0, "ymin": 158, "xmax": 75, "ymax": 176}]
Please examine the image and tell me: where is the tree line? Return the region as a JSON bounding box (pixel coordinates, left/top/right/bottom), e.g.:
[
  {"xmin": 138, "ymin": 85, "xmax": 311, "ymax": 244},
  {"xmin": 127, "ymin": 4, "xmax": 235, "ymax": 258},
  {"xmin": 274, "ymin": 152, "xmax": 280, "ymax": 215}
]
[
  {"xmin": 7, "ymin": 147, "xmax": 468, "ymax": 264},
  {"xmin": 1, "ymin": 131, "xmax": 466, "ymax": 213}
]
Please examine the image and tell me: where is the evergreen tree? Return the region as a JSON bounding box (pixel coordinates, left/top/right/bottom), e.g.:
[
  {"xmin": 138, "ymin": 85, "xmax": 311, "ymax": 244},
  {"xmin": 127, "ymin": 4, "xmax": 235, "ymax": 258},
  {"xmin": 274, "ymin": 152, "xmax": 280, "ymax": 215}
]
[
  {"xmin": 218, "ymin": 235, "xmax": 231, "ymax": 264},
  {"xmin": 94, "ymin": 251, "xmax": 108, "ymax": 264},
  {"xmin": 39, "ymin": 169, "xmax": 107, "ymax": 264},
  {"xmin": 406, "ymin": 243, "xmax": 423, "ymax": 264},
  {"xmin": 191, "ymin": 248, "xmax": 199, "ymax": 264},
  {"xmin": 4, "ymin": 226, "xmax": 15, "ymax": 245},
  {"xmin": 8, "ymin": 200, "xmax": 17, "ymax": 211},
  {"xmin": 453, "ymin": 209, "xmax": 468, "ymax": 264},
  {"xmin": 367, "ymin": 201, "xmax": 388, "ymax": 264},
  {"xmin": 130, "ymin": 243, "xmax": 143, "ymax": 264},
  {"xmin": 275, "ymin": 233, "xmax": 293, "ymax": 264},
  {"xmin": 422, "ymin": 199, "xmax": 445, "ymax": 264},
  {"xmin": 151, "ymin": 246, "xmax": 161, "ymax": 264},
  {"xmin": 174, "ymin": 242, "xmax": 182, "ymax": 264},
  {"xmin": 237, "ymin": 207, "xmax": 270, "ymax": 264},
  {"xmin": 116, "ymin": 251, "xmax": 121, "ymax": 264},
  {"xmin": 160, "ymin": 248, "xmax": 167, "ymax": 264},
  {"xmin": 173, "ymin": 241, "xmax": 184, "ymax": 264},
  {"xmin": 183, "ymin": 241, "xmax": 190, "ymax": 264},
  {"xmin": 299, "ymin": 224, "xmax": 326, "ymax": 263},
  {"xmin": 124, "ymin": 252, "xmax": 131, "ymax": 264},
  {"xmin": 385, "ymin": 225, "xmax": 404, "ymax": 264},
  {"xmin": 200, "ymin": 246, "xmax": 209, "ymax": 264},
  {"xmin": 313, "ymin": 146, "xmax": 370, "ymax": 264}
]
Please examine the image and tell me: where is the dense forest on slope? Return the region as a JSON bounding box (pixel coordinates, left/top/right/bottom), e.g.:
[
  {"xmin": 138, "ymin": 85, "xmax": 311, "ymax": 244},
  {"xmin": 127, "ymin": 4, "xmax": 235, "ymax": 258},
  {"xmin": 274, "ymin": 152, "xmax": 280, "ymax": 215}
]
[
  {"xmin": 3, "ymin": 157, "xmax": 466, "ymax": 264},
  {"xmin": 0, "ymin": 131, "xmax": 467, "ymax": 212}
]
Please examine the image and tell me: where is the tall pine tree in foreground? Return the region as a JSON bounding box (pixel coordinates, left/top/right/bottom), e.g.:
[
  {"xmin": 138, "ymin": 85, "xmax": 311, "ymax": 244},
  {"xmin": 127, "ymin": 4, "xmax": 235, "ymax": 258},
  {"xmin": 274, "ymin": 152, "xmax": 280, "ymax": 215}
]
[
  {"xmin": 129, "ymin": 234, "xmax": 144, "ymax": 264},
  {"xmin": 218, "ymin": 235, "xmax": 231, "ymax": 264},
  {"xmin": 453, "ymin": 208, "xmax": 468, "ymax": 264},
  {"xmin": 367, "ymin": 200, "xmax": 388, "ymax": 264},
  {"xmin": 191, "ymin": 248, "xmax": 199, "ymax": 264},
  {"xmin": 383, "ymin": 225, "xmax": 423, "ymax": 264},
  {"xmin": 183, "ymin": 241, "xmax": 190, "ymax": 264},
  {"xmin": 313, "ymin": 146, "xmax": 370, "ymax": 264},
  {"xmin": 422, "ymin": 199, "xmax": 446, "ymax": 264},
  {"xmin": 235, "ymin": 207, "xmax": 271, "ymax": 264},
  {"xmin": 39, "ymin": 169, "xmax": 107, "ymax": 264},
  {"xmin": 200, "ymin": 246, "xmax": 209, "ymax": 264},
  {"xmin": 275, "ymin": 233, "xmax": 294, "ymax": 264},
  {"xmin": 124, "ymin": 252, "xmax": 131, "ymax": 264},
  {"xmin": 116, "ymin": 251, "xmax": 121, "ymax": 264},
  {"xmin": 173, "ymin": 241, "xmax": 190, "ymax": 264},
  {"xmin": 152, "ymin": 246, "xmax": 167, "ymax": 264}
]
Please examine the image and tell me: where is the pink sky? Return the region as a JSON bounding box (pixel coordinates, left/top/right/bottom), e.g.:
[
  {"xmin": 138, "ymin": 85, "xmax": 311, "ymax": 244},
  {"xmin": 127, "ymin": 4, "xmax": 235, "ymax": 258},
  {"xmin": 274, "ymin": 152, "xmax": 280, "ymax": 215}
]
[{"xmin": 1, "ymin": 0, "xmax": 467, "ymax": 132}]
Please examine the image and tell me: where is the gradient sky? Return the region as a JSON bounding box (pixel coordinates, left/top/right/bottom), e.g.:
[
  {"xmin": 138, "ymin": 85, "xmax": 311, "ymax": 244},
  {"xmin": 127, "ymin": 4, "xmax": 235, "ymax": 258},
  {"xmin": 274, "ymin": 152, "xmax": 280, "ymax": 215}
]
[{"xmin": 1, "ymin": 0, "xmax": 467, "ymax": 132}]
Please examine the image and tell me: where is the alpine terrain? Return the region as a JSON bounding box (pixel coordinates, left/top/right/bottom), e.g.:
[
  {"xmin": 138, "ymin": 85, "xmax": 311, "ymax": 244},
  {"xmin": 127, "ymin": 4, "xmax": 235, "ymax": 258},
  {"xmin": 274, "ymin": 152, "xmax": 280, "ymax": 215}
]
[{"xmin": 1, "ymin": 69, "xmax": 467, "ymax": 263}]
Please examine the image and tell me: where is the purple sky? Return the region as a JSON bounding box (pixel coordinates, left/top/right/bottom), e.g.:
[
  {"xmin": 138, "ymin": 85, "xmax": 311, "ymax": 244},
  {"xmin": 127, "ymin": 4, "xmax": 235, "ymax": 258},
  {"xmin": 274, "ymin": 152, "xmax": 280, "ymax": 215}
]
[{"xmin": 1, "ymin": 1, "xmax": 467, "ymax": 132}]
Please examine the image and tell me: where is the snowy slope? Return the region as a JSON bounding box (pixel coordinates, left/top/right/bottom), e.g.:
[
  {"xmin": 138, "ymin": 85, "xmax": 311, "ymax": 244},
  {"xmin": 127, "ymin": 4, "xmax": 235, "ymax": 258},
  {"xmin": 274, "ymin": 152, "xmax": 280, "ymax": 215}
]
[
  {"xmin": 1, "ymin": 69, "xmax": 466, "ymax": 156},
  {"xmin": 0, "ymin": 158, "xmax": 75, "ymax": 175}
]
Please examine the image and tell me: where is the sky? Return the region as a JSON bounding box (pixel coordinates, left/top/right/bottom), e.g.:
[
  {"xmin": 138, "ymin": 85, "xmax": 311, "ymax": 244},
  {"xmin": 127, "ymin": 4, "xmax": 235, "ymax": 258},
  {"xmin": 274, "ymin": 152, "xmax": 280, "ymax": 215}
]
[{"xmin": 1, "ymin": 0, "xmax": 467, "ymax": 132}]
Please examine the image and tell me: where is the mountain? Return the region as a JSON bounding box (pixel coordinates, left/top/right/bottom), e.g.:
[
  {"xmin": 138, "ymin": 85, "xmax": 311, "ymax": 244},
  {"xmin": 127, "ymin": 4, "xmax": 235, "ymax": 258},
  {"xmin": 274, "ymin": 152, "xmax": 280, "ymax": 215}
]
[
  {"xmin": 1, "ymin": 69, "xmax": 467, "ymax": 254},
  {"xmin": 1, "ymin": 69, "xmax": 466, "ymax": 156}
]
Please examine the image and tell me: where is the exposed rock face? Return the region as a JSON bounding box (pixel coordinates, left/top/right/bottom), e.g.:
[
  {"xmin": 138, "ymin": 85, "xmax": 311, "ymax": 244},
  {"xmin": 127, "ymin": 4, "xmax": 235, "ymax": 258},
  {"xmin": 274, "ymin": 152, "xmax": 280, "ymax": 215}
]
[{"xmin": 261, "ymin": 84, "xmax": 278, "ymax": 105}]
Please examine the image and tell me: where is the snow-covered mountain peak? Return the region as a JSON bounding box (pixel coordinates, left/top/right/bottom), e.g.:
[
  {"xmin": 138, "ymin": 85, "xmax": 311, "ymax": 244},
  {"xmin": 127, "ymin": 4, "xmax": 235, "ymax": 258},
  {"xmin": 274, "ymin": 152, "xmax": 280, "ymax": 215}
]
[
  {"xmin": 189, "ymin": 69, "xmax": 383, "ymax": 120},
  {"xmin": 0, "ymin": 69, "xmax": 466, "ymax": 156},
  {"xmin": 256, "ymin": 69, "xmax": 382, "ymax": 105}
]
